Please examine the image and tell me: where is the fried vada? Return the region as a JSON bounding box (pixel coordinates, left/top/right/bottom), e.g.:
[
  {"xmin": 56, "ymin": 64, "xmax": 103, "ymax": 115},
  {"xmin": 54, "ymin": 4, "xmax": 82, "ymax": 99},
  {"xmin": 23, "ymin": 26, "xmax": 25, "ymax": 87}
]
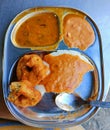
[
  {"xmin": 8, "ymin": 80, "xmax": 42, "ymax": 107},
  {"xmin": 16, "ymin": 54, "xmax": 50, "ymax": 86}
]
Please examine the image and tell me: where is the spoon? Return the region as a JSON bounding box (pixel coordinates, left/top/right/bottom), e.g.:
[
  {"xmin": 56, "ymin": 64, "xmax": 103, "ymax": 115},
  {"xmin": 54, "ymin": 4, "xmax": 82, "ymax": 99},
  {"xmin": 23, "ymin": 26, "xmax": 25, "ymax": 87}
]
[{"xmin": 55, "ymin": 92, "xmax": 110, "ymax": 111}]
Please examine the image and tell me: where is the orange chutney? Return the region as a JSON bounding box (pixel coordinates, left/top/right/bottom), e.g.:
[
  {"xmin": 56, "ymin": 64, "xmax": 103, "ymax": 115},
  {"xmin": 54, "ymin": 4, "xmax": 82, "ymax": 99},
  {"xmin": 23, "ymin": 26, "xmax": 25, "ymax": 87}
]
[
  {"xmin": 42, "ymin": 53, "xmax": 94, "ymax": 93},
  {"xmin": 15, "ymin": 12, "xmax": 59, "ymax": 47},
  {"xmin": 63, "ymin": 14, "xmax": 95, "ymax": 50}
]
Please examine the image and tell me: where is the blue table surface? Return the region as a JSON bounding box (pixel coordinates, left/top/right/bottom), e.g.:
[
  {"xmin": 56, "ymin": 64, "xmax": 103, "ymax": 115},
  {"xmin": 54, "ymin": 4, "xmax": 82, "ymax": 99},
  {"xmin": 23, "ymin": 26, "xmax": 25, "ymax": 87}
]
[{"xmin": 0, "ymin": 0, "xmax": 110, "ymax": 119}]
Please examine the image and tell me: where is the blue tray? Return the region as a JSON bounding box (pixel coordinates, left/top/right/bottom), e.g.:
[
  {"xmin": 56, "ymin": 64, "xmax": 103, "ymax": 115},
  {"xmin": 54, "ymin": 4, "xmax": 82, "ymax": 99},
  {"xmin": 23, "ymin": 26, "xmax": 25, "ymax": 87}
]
[{"xmin": 2, "ymin": 7, "xmax": 104, "ymax": 128}]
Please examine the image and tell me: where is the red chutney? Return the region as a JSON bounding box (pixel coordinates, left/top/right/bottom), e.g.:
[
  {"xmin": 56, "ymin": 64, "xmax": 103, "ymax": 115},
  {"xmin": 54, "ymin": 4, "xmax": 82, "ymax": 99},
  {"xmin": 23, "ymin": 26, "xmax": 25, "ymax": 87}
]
[
  {"xmin": 41, "ymin": 53, "xmax": 94, "ymax": 93},
  {"xmin": 15, "ymin": 12, "xmax": 59, "ymax": 47},
  {"xmin": 63, "ymin": 14, "xmax": 95, "ymax": 50}
]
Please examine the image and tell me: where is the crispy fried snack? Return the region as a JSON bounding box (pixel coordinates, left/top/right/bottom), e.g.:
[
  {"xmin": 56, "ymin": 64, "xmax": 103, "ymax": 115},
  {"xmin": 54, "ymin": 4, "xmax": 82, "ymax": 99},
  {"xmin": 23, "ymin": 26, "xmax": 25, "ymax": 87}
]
[
  {"xmin": 16, "ymin": 54, "xmax": 49, "ymax": 86},
  {"xmin": 8, "ymin": 80, "xmax": 42, "ymax": 107}
]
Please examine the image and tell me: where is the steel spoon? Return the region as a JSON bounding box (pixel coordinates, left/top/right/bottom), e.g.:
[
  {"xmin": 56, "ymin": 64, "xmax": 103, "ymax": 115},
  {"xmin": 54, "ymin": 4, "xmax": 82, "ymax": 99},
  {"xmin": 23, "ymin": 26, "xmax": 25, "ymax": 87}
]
[{"xmin": 55, "ymin": 92, "xmax": 110, "ymax": 111}]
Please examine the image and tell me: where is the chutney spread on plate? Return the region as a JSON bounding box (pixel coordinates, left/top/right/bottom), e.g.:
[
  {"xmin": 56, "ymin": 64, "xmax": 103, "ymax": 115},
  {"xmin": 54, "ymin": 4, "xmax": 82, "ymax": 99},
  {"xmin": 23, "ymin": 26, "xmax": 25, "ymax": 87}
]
[{"xmin": 41, "ymin": 51, "xmax": 94, "ymax": 93}]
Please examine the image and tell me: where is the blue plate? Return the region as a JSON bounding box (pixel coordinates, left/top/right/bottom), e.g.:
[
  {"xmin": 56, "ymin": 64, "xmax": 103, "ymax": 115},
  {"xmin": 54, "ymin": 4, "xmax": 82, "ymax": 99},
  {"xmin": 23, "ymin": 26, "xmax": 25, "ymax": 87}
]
[{"xmin": 2, "ymin": 7, "xmax": 104, "ymax": 128}]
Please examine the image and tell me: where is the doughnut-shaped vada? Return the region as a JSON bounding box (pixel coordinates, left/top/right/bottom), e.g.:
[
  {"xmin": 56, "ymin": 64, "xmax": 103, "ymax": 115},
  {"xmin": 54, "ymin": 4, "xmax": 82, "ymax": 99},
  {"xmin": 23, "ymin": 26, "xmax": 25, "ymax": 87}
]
[
  {"xmin": 8, "ymin": 80, "xmax": 42, "ymax": 107},
  {"xmin": 16, "ymin": 54, "xmax": 50, "ymax": 86}
]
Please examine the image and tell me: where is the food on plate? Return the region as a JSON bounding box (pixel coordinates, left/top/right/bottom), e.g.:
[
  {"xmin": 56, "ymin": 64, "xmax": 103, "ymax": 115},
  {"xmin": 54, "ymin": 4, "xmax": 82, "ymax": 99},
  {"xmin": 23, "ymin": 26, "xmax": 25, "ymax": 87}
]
[
  {"xmin": 8, "ymin": 80, "xmax": 42, "ymax": 107},
  {"xmin": 63, "ymin": 14, "xmax": 95, "ymax": 50},
  {"xmin": 41, "ymin": 50, "xmax": 94, "ymax": 93},
  {"xmin": 16, "ymin": 54, "xmax": 50, "ymax": 86},
  {"xmin": 8, "ymin": 50, "xmax": 94, "ymax": 107},
  {"xmin": 13, "ymin": 12, "xmax": 59, "ymax": 47}
]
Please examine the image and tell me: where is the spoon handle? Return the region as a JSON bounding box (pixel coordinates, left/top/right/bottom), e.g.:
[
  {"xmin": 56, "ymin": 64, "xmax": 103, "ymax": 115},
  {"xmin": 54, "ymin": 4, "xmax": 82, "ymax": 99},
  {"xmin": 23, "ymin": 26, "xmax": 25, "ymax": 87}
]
[{"xmin": 90, "ymin": 101, "xmax": 110, "ymax": 108}]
